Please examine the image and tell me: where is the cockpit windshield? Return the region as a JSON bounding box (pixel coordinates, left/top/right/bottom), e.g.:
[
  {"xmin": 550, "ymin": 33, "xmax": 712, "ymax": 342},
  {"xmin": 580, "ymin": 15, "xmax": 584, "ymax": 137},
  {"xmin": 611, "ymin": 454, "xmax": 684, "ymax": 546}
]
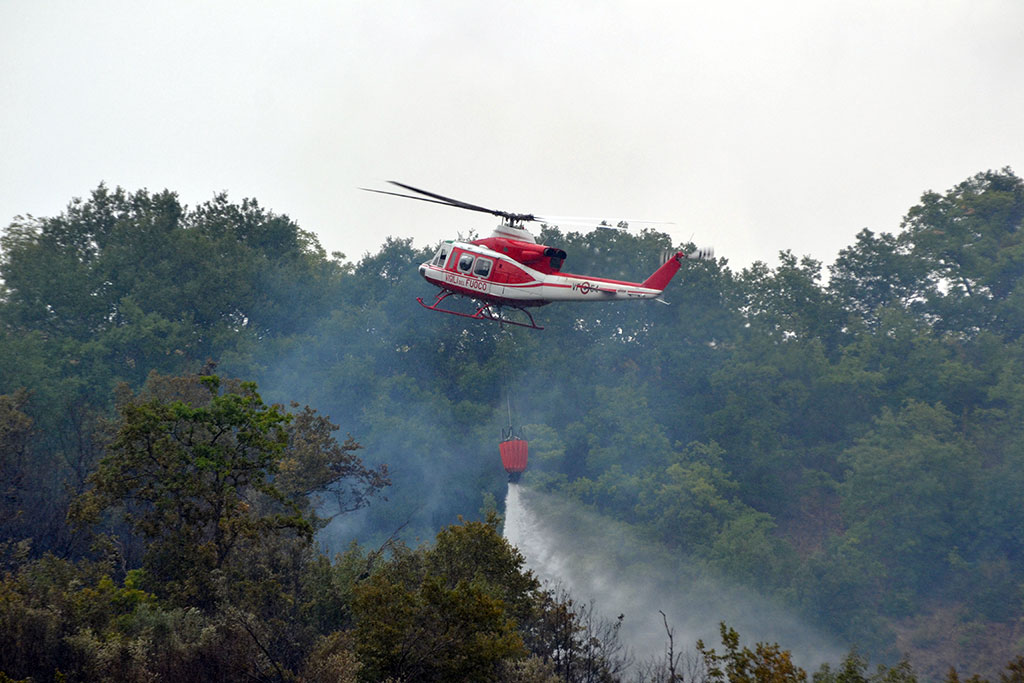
[{"xmin": 432, "ymin": 245, "xmax": 449, "ymax": 267}]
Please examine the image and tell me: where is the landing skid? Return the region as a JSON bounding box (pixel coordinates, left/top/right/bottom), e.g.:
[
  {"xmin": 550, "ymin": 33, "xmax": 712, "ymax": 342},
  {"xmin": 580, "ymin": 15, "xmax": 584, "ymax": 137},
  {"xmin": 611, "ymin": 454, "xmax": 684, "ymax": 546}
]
[{"xmin": 416, "ymin": 290, "xmax": 544, "ymax": 330}]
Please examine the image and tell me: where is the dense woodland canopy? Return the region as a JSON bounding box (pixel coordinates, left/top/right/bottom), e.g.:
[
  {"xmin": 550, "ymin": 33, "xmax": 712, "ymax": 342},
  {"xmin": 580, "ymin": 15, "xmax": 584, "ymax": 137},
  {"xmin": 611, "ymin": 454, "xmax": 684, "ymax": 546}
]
[{"xmin": 2, "ymin": 170, "xmax": 1024, "ymax": 681}]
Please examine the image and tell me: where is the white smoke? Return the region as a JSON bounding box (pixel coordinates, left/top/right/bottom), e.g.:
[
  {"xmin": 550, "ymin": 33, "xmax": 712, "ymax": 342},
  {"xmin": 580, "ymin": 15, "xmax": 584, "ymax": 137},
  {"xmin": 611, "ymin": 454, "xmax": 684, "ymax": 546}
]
[{"xmin": 504, "ymin": 483, "xmax": 844, "ymax": 671}]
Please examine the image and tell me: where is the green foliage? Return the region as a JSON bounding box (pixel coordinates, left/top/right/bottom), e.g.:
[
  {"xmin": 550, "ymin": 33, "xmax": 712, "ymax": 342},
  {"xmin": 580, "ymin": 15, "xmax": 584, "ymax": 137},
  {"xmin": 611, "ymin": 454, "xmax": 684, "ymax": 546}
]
[
  {"xmin": 570, "ymin": 381, "xmax": 672, "ymax": 476},
  {"xmin": 697, "ymin": 622, "xmax": 808, "ymax": 682},
  {"xmin": 739, "ymin": 250, "xmax": 844, "ymax": 348},
  {"xmin": 900, "ymin": 169, "xmax": 1024, "ymax": 336},
  {"xmin": 70, "ymin": 373, "xmax": 386, "ymax": 613},
  {"xmin": 839, "ymin": 401, "xmax": 974, "ymax": 598},
  {"xmin": 0, "ymin": 185, "xmax": 345, "ymax": 559},
  {"xmin": 0, "ymin": 391, "xmax": 33, "ymax": 541},
  {"xmin": 0, "ymin": 186, "xmax": 338, "ymax": 354},
  {"xmin": 812, "ymin": 651, "xmax": 925, "ymax": 683},
  {"xmin": 5, "ymin": 170, "xmax": 1024, "ymax": 677},
  {"xmin": 351, "ymin": 517, "xmax": 533, "ymax": 682},
  {"xmin": 354, "ymin": 571, "xmax": 523, "ymax": 681},
  {"xmin": 828, "ymin": 228, "xmax": 928, "ymax": 326},
  {"xmin": 71, "ymin": 374, "xmax": 303, "ymax": 608},
  {"xmin": 0, "ymin": 372, "xmax": 390, "ymax": 681},
  {"xmin": 347, "ymin": 515, "xmax": 631, "ymax": 681},
  {"xmin": 633, "ymin": 442, "xmax": 742, "ymax": 552}
]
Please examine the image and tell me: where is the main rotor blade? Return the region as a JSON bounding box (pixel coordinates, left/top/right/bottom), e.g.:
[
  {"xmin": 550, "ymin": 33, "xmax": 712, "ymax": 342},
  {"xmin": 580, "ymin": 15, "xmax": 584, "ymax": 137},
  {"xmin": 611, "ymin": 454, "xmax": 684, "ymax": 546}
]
[
  {"xmin": 387, "ymin": 181, "xmax": 501, "ymax": 217},
  {"xmin": 360, "ymin": 187, "xmax": 479, "ymax": 211},
  {"xmin": 364, "ymin": 181, "xmax": 536, "ymax": 223}
]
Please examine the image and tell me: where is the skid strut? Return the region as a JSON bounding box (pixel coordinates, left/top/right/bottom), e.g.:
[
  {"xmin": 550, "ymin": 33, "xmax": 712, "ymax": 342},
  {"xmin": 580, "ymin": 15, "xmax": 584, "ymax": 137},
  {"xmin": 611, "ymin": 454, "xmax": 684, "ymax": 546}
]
[{"xmin": 416, "ymin": 290, "xmax": 543, "ymax": 330}]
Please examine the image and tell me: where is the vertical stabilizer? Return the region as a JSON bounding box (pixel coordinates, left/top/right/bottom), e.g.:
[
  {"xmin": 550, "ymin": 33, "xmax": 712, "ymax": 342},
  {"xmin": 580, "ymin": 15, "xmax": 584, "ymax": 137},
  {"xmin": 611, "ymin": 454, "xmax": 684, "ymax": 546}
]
[{"xmin": 641, "ymin": 252, "xmax": 684, "ymax": 291}]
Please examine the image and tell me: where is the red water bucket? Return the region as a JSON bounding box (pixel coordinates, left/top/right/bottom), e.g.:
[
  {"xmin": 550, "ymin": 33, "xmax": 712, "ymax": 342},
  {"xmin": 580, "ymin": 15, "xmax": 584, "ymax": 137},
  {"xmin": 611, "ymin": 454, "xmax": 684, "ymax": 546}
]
[{"xmin": 499, "ymin": 438, "xmax": 528, "ymax": 476}]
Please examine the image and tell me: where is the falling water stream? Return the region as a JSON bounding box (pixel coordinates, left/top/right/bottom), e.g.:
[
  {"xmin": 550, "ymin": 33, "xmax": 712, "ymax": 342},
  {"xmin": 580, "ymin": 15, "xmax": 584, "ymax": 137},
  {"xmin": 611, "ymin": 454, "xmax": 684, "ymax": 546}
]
[{"xmin": 503, "ymin": 483, "xmax": 843, "ymax": 669}]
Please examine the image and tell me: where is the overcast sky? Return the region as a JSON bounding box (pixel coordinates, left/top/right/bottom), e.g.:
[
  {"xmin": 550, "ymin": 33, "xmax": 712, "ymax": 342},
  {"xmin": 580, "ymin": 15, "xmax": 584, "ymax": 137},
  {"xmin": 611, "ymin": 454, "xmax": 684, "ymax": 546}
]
[{"xmin": 3, "ymin": 0, "xmax": 1023, "ymax": 271}]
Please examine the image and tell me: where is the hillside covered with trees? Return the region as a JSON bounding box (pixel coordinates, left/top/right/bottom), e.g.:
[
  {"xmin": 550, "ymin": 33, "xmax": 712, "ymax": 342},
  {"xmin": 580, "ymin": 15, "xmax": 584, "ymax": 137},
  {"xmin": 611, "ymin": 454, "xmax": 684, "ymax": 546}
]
[{"xmin": 2, "ymin": 170, "xmax": 1024, "ymax": 680}]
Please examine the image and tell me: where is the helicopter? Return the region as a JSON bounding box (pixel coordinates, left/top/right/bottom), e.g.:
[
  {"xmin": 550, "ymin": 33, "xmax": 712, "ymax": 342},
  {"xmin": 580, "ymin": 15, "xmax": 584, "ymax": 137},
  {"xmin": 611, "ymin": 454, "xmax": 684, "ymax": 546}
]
[{"xmin": 362, "ymin": 181, "xmax": 713, "ymax": 330}]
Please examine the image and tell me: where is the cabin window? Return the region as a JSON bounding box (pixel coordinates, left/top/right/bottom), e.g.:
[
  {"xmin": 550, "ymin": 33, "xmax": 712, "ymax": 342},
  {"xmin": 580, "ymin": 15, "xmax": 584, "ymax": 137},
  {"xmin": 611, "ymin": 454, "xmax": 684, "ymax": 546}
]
[
  {"xmin": 458, "ymin": 253, "xmax": 474, "ymax": 273},
  {"xmin": 473, "ymin": 257, "xmax": 493, "ymax": 278},
  {"xmin": 432, "ymin": 246, "xmax": 449, "ymax": 267}
]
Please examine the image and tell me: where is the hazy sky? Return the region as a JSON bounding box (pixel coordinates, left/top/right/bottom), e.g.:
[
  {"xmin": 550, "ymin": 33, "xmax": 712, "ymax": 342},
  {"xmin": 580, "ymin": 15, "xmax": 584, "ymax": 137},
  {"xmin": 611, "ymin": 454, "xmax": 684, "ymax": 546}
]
[{"xmin": 3, "ymin": 1, "xmax": 1023, "ymax": 270}]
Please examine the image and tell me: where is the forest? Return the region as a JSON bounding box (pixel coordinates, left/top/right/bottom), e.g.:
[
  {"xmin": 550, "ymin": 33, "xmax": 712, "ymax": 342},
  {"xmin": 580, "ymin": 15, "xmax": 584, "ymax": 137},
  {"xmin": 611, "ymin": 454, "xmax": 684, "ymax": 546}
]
[{"xmin": 1, "ymin": 169, "xmax": 1024, "ymax": 681}]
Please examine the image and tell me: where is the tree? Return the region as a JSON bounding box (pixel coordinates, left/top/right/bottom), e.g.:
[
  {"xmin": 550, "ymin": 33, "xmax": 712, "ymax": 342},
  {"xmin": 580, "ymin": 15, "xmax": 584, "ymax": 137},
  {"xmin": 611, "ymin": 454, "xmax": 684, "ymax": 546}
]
[
  {"xmin": 0, "ymin": 185, "xmax": 343, "ymax": 378},
  {"xmin": 811, "ymin": 650, "xmax": 870, "ymax": 683},
  {"xmin": 696, "ymin": 622, "xmax": 807, "ymax": 682},
  {"xmin": 523, "ymin": 586, "xmax": 631, "ymax": 683},
  {"xmin": 839, "ymin": 401, "xmax": 974, "ymax": 600},
  {"xmin": 275, "ymin": 403, "xmax": 390, "ymax": 522},
  {"xmin": 0, "ymin": 382, "xmax": 104, "ymax": 558},
  {"xmin": 0, "ymin": 391, "xmax": 32, "ymax": 541},
  {"xmin": 707, "ymin": 510, "xmax": 790, "ymax": 590},
  {"xmin": 737, "ymin": 251, "xmax": 844, "ymax": 349},
  {"xmin": 828, "ymin": 228, "xmax": 929, "ymax": 327},
  {"xmin": 71, "ymin": 373, "xmax": 387, "ymax": 609},
  {"xmin": 351, "ymin": 517, "xmax": 532, "ymax": 682},
  {"xmin": 426, "ymin": 515, "xmax": 542, "ymax": 626},
  {"xmin": 899, "ymin": 168, "xmax": 1024, "ymax": 336},
  {"xmin": 633, "ymin": 442, "xmax": 742, "ymax": 554}
]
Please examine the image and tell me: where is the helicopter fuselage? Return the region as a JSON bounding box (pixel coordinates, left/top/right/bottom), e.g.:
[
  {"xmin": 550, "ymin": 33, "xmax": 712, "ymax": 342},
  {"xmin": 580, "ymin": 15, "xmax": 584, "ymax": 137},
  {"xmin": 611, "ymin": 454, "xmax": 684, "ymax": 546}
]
[{"xmin": 418, "ymin": 237, "xmax": 680, "ymax": 307}]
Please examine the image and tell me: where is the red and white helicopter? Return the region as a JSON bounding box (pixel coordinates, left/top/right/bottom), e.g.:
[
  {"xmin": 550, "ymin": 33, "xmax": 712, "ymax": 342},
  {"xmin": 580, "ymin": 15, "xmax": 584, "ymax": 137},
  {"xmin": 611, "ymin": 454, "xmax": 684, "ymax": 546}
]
[{"xmin": 364, "ymin": 181, "xmax": 713, "ymax": 330}]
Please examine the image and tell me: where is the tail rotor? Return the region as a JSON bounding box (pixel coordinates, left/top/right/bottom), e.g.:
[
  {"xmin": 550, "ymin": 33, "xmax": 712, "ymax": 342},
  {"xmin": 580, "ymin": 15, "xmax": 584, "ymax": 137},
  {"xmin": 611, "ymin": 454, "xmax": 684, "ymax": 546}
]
[{"xmin": 661, "ymin": 246, "xmax": 714, "ymax": 264}]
